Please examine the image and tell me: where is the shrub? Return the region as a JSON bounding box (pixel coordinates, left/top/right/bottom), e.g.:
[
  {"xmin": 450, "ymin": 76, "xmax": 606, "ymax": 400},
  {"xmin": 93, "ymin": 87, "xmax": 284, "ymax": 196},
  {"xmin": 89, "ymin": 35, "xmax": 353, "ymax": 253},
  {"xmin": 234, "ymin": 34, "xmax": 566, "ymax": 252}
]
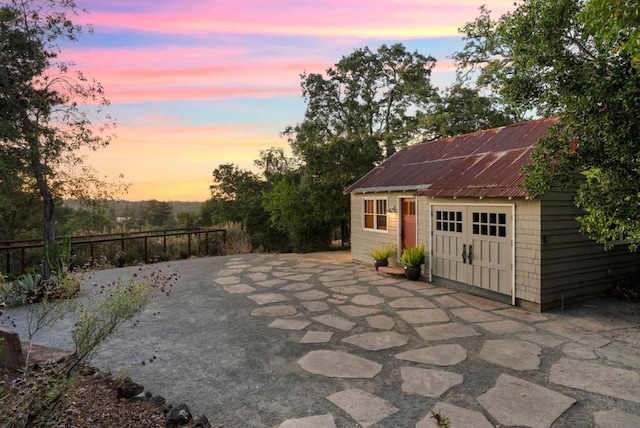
[
  {"xmin": 400, "ymin": 244, "xmax": 425, "ymax": 267},
  {"xmin": 368, "ymin": 244, "xmax": 396, "ymax": 261}
]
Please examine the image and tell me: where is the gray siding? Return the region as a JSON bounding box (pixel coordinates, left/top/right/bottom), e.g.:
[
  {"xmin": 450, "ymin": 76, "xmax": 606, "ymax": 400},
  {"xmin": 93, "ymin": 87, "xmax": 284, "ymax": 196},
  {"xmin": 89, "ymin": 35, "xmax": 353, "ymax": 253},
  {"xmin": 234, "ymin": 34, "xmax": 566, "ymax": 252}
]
[{"xmin": 539, "ymin": 191, "xmax": 640, "ymax": 310}]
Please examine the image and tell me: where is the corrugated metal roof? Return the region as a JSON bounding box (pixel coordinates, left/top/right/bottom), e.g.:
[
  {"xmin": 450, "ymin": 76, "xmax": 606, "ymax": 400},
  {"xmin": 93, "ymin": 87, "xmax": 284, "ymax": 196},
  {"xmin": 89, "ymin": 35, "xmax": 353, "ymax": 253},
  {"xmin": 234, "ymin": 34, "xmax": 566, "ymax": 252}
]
[{"xmin": 344, "ymin": 118, "xmax": 557, "ymax": 198}]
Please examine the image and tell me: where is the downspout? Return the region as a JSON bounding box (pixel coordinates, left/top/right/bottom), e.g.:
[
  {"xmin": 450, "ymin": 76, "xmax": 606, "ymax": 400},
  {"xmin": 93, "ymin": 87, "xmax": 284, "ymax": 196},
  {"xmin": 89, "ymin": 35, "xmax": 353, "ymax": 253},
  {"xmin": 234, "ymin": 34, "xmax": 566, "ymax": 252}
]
[{"xmin": 511, "ymin": 203, "xmax": 516, "ymax": 306}]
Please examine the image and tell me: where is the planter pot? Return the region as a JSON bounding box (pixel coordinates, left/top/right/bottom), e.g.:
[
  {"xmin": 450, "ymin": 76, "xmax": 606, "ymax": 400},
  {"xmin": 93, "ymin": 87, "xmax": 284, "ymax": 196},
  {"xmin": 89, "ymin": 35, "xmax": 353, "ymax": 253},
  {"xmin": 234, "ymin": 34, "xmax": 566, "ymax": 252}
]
[
  {"xmin": 374, "ymin": 259, "xmax": 389, "ymax": 271},
  {"xmin": 404, "ymin": 265, "xmax": 421, "ymax": 281}
]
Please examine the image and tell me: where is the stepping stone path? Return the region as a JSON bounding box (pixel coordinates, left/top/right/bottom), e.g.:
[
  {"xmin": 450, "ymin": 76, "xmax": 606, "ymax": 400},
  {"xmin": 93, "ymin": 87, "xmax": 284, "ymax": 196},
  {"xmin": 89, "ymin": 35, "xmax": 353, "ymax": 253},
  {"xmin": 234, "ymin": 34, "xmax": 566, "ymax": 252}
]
[{"xmin": 208, "ymin": 253, "xmax": 640, "ymax": 427}]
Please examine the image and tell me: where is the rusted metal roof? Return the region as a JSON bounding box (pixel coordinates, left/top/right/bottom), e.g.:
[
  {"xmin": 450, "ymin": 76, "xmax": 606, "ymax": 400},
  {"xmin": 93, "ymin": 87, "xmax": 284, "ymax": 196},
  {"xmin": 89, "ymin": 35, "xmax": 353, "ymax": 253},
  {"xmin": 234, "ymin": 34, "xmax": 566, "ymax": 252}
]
[{"xmin": 344, "ymin": 118, "xmax": 557, "ymax": 198}]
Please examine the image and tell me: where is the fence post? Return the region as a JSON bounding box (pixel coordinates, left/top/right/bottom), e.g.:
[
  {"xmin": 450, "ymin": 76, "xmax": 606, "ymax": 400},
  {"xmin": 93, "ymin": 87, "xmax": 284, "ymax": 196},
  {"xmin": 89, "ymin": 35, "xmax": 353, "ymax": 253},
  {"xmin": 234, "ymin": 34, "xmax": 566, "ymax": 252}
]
[
  {"xmin": 144, "ymin": 237, "xmax": 148, "ymax": 263},
  {"xmin": 205, "ymin": 231, "xmax": 209, "ymax": 255}
]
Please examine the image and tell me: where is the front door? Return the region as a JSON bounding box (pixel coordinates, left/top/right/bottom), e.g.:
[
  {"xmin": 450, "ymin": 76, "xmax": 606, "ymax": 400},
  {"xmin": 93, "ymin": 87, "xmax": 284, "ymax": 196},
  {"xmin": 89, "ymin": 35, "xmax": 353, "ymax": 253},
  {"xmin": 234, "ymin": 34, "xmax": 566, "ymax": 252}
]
[
  {"xmin": 432, "ymin": 205, "xmax": 512, "ymax": 297},
  {"xmin": 401, "ymin": 198, "xmax": 416, "ymax": 249}
]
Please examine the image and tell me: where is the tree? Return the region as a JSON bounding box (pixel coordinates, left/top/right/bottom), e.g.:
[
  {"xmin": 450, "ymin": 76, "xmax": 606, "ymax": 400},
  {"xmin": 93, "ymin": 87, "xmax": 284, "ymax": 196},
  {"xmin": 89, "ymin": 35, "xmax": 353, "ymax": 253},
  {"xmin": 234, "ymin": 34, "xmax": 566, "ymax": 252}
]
[
  {"xmin": 0, "ymin": 0, "xmax": 118, "ymax": 278},
  {"xmin": 139, "ymin": 200, "xmax": 175, "ymax": 229},
  {"xmin": 455, "ymin": 0, "xmax": 640, "ymax": 249},
  {"xmin": 424, "ymin": 83, "xmax": 520, "ymax": 139},
  {"xmin": 276, "ymin": 44, "xmax": 436, "ymax": 249},
  {"xmin": 204, "ymin": 162, "xmax": 291, "ymax": 252}
]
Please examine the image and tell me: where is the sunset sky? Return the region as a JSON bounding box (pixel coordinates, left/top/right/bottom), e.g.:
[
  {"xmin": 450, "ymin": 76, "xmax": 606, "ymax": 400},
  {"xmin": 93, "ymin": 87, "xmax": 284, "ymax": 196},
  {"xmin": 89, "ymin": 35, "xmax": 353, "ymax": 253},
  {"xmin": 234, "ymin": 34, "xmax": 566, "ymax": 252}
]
[{"xmin": 70, "ymin": 0, "xmax": 517, "ymax": 201}]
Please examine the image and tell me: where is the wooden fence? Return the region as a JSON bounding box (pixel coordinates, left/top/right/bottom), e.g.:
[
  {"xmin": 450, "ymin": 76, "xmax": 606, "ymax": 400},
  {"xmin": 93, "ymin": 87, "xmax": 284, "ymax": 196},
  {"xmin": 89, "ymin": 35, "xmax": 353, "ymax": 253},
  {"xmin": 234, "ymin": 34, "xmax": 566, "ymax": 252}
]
[{"xmin": 0, "ymin": 228, "xmax": 226, "ymax": 277}]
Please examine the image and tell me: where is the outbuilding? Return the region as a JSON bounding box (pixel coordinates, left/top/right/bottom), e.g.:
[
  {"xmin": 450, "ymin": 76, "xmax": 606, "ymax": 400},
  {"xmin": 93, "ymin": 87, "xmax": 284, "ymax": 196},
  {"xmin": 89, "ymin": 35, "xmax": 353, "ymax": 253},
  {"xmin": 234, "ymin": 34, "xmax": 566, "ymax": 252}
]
[{"xmin": 345, "ymin": 118, "xmax": 640, "ymax": 311}]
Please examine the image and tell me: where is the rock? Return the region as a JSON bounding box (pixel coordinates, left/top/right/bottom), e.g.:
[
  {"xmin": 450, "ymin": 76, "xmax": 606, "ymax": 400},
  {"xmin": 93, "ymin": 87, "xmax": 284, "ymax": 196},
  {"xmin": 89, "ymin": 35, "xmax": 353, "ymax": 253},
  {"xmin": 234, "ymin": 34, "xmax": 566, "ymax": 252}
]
[
  {"xmin": 150, "ymin": 395, "xmax": 167, "ymax": 406},
  {"xmin": 115, "ymin": 377, "xmax": 144, "ymax": 399},
  {"xmin": 193, "ymin": 414, "xmax": 212, "ymax": 428},
  {"xmin": 165, "ymin": 403, "xmax": 192, "ymax": 427}
]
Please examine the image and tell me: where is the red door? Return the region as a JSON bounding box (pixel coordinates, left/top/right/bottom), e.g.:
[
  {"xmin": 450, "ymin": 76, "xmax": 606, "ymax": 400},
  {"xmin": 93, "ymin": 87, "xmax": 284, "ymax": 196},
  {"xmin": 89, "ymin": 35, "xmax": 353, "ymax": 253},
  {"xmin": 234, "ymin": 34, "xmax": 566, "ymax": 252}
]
[{"xmin": 401, "ymin": 198, "xmax": 416, "ymax": 249}]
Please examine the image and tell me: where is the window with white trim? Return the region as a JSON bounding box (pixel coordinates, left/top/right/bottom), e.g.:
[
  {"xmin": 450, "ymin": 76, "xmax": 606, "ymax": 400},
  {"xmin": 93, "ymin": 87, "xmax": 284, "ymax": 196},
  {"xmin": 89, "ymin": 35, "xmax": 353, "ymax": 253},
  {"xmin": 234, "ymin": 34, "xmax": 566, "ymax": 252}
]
[{"xmin": 364, "ymin": 198, "xmax": 387, "ymax": 231}]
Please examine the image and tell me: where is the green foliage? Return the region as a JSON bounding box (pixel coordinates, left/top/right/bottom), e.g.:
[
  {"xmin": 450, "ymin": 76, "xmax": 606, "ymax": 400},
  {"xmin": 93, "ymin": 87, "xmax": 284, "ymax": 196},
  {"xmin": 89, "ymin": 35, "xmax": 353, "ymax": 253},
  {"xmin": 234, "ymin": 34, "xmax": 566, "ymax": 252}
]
[
  {"xmin": 139, "ymin": 199, "xmax": 176, "ymax": 229},
  {"xmin": 368, "ymin": 244, "xmax": 396, "ymax": 261},
  {"xmin": 0, "ymin": 267, "xmax": 178, "ymax": 427},
  {"xmin": 400, "ymin": 244, "xmax": 425, "ymax": 267},
  {"xmin": 456, "ymin": 0, "xmax": 640, "ymax": 250},
  {"xmin": 0, "ymin": 0, "xmax": 122, "ymax": 279},
  {"xmin": 425, "ymin": 83, "xmax": 520, "ymax": 139}
]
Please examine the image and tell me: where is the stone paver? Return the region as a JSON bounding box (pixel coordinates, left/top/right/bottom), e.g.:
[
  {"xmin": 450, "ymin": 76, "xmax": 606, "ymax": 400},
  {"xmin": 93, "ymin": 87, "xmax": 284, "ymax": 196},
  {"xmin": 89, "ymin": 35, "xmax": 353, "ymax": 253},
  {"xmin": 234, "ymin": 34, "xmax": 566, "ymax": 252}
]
[
  {"xmin": 376, "ymin": 286, "xmax": 413, "ymax": 297},
  {"xmin": 395, "ymin": 344, "xmax": 467, "ymax": 366},
  {"xmin": 450, "ymin": 307, "xmax": 501, "ymax": 323},
  {"xmin": 247, "ymin": 293, "xmax": 290, "ymax": 305},
  {"xmin": 388, "ymin": 297, "xmax": 435, "ymax": 309},
  {"xmin": 415, "ymin": 323, "xmax": 480, "ymax": 341},
  {"xmin": 562, "ymin": 342, "xmax": 598, "ymax": 359},
  {"xmin": 479, "ymin": 339, "xmax": 541, "ymax": 371},
  {"xmin": 311, "ymin": 314, "xmax": 356, "ymax": 331},
  {"xmin": 255, "ymin": 279, "xmax": 288, "ymax": 288},
  {"xmin": 246, "ymin": 272, "xmax": 269, "ymax": 281},
  {"xmin": 326, "ymin": 388, "xmax": 399, "ymax": 427},
  {"xmin": 599, "ymin": 341, "xmax": 640, "ymax": 369},
  {"xmin": 338, "ymin": 305, "xmax": 380, "ymax": 318},
  {"xmin": 594, "ymin": 410, "xmax": 640, "ymax": 428},
  {"xmin": 550, "ymin": 358, "xmax": 640, "ymax": 403},
  {"xmin": 281, "ymin": 282, "xmax": 315, "ymax": 291},
  {"xmin": 432, "ymin": 295, "xmax": 465, "ymax": 308},
  {"xmin": 251, "ymin": 305, "xmax": 298, "ymax": 317},
  {"xmin": 351, "ymin": 294, "xmax": 385, "ymax": 306},
  {"xmin": 365, "ymin": 314, "xmax": 395, "ymax": 330},
  {"xmin": 294, "ymin": 290, "xmax": 329, "ymax": 301},
  {"xmin": 329, "ymin": 285, "xmax": 369, "ymax": 294},
  {"xmin": 298, "ymin": 350, "xmax": 382, "ymax": 378},
  {"xmin": 269, "ymin": 319, "xmax": 312, "ymax": 331},
  {"xmin": 453, "ymin": 293, "xmax": 508, "ymax": 310},
  {"xmin": 299, "ymin": 331, "xmax": 333, "ymax": 344},
  {"xmin": 222, "ymin": 283, "xmax": 256, "ymax": 294},
  {"xmin": 517, "ymin": 333, "xmax": 565, "ymax": 348},
  {"xmin": 398, "ymin": 308, "xmax": 449, "ymax": 324},
  {"xmin": 416, "ymin": 402, "xmax": 493, "ymax": 428},
  {"xmin": 476, "ymin": 319, "xmax": 535, "ymax": 334},
  {"xmin": 416, "ymin": 287, "xmax": 457, "ymax": 296},
  {"xmin": 493, "ymin": 307, "xmax": 548, "ymax": 322},
  {"xmin": 302, "ymin": 301, "xmax": 330, "ymax": 312},
  {"xmin": 538, "ymin": 321, "xmax": 611, "ymax": 347},
  {"xmin": 477, "ymin": 374, "xmax": 576, "ymax": 428},
  {"xmin": 214, "ymin": 276, "xmax": 241, "ymax": 285},
  {"xmin": 343, "ymin": 331, "xmax": 408, "ymax": 351},
  {"xmin": 400, "ymin": 367, "xmax": 463, "ymax": 397},
  {"xmin": 279, "ymin": 414, "xmax": 337, "ymax": 428}
]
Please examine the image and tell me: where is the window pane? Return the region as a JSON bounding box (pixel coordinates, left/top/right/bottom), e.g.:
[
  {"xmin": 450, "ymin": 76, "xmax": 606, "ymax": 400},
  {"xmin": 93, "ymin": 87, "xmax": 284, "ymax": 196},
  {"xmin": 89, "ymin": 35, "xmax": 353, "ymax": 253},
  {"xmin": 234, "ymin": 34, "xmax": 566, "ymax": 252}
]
[
  {"xmin": 436, "ymin": 211, "xmax": 442, "ymax": 220},
  {"xmin": 473, "ymin": 212, "xmax": 479, "ymax": 222},
  {"xmin": 490, "ymin": 213, "xmax": 497, "ymax": 224},
  {"xmin": 481, "ymin": 225, "xmax": 488, "ymax": 235},
  {"xmin": 456, "ymin": 223, "xmax": 462, "ymax": 233},
  {"xmin": 473, "ymin": 224, "xmax": 480, "ymax": 235},
  {"xmin": 377, "ymin": 215, "xmax": 387, "ymax": 230},
  {"xmin": 481, "ymin": 213, "xmax": 488, "ymax": 223},
  {"xmin": 364, "ymin": 214, "xmax": 374, "ymax": 229},
  {"xmin": 490, "ymin": 225, "xmax": 497, "ymax": 236},
  {"xmin": 498, "ymin": 226, "xmax": 507, "ymax": 237},
  {"xmin": 436, "ymin": 222, "xmax": 442, "ymax": 231},
  {"xmin": 456, "ymin": 211, "xmax": 462, "ymax": 222},
  {"xmin": 443, "ymin": 211, "xmax": 448, "ymax": 220},
  {"xmin": 364, "ymin": 200, "xmax": 374, "ymax": 214},
  {"xmin": 499, "ymin": 213, "xmax": 506, "ymax": 224}
]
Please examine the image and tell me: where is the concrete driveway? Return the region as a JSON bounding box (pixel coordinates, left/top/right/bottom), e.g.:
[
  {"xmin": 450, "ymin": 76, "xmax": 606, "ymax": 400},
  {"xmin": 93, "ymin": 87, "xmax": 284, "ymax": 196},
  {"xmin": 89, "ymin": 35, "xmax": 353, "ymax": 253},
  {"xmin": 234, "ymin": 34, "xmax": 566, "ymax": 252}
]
[{"xmin": 4, "ymin": 252, "xmax": 640, "ymax": 427}]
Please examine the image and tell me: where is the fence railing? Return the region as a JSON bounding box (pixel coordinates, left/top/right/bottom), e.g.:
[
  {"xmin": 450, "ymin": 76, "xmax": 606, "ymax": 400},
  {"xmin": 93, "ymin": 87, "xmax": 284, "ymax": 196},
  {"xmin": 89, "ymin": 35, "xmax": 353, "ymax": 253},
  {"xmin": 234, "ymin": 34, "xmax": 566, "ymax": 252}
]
[{"xmin": 0, "ymin": 228, "xmax": 226, "ymax": 277}]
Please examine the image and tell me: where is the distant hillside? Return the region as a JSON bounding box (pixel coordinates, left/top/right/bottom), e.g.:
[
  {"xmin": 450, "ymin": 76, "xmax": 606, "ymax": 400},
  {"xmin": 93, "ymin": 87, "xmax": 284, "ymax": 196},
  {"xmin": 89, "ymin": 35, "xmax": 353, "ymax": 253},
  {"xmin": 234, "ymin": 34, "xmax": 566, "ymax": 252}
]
[{"xmin": 63, "ymin": 200, "xmax": 202, "ymax": 217}]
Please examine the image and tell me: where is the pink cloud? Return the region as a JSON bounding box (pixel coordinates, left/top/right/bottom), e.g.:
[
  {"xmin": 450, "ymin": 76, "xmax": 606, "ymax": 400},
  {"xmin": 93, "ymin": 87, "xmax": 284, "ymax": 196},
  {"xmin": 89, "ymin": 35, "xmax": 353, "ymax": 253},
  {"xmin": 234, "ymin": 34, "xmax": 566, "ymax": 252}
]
[{"xmin": 80, "ymin": 0, "xmax": 516, "ymax": 39}]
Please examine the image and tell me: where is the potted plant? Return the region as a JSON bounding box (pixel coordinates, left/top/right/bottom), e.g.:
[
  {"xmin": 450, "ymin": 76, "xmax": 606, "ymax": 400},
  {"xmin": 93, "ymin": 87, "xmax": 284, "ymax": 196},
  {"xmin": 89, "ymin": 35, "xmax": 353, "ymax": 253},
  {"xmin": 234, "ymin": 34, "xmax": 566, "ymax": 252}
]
[
  {"xmin": 400, "ymin": 244, "xmax": 425, "ymax": 280},
  {"xmin": 368, "ymin": 244, "xmax": 396, "ymax": 271}
]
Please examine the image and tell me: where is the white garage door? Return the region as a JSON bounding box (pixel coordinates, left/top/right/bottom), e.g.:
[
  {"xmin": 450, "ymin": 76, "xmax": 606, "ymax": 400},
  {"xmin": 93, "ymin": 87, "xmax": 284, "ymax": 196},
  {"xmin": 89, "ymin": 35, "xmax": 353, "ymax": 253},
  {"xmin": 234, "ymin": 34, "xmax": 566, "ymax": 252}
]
[{"xmin": 432, "ymin": 205, "xmax": 513, "ymax": 298}]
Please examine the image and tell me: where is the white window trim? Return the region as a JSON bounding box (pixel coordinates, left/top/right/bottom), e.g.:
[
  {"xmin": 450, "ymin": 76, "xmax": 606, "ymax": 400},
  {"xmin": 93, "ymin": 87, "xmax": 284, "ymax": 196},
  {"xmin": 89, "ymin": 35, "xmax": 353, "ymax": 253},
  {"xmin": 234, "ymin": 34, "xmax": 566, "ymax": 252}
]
[{"xmin": 363, "ymin": 197, "xmax": 388, "ymax": 233}]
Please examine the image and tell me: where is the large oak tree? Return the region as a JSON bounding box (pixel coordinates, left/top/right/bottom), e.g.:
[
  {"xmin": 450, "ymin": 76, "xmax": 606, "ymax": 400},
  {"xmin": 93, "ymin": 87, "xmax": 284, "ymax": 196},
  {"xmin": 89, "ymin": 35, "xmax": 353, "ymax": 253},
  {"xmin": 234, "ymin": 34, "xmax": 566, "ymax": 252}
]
[{"xmin": 456, "ymin": 0, "xmax": 640, "ymax": 249}]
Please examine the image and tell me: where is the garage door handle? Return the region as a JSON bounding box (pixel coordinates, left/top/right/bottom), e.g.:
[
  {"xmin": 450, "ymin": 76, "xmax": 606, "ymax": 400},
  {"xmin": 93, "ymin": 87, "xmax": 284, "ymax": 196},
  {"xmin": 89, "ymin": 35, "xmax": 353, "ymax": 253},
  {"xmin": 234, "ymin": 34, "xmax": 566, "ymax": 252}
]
[
  {"xmin": 461, "ymin": 244, "xmax": 467, "ymax": 263},
  {"xmin": 468, "ymin": 245, "xmax": 473, "ymax": 265}
]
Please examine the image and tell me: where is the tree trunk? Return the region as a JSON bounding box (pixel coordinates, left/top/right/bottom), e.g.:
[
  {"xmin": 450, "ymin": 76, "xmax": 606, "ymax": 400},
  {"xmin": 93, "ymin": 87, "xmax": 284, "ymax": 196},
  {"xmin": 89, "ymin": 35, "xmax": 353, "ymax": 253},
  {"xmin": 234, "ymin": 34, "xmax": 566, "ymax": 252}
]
[{"xmin": 42, "ymin": 189, "xmax": 55, "ymax": 280}]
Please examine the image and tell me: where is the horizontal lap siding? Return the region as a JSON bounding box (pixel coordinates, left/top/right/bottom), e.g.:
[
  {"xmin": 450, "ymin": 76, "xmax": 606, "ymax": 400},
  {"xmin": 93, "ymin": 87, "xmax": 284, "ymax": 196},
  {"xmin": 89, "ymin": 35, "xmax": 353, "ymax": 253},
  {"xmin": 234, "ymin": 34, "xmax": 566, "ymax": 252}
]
[
  {"xmin": 540, "ymin": 191, "xmax": 640, "ymax": 309},
  {"xmin": 350, "ymin": 193, "xmax": 404, "ymax": 266}
]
